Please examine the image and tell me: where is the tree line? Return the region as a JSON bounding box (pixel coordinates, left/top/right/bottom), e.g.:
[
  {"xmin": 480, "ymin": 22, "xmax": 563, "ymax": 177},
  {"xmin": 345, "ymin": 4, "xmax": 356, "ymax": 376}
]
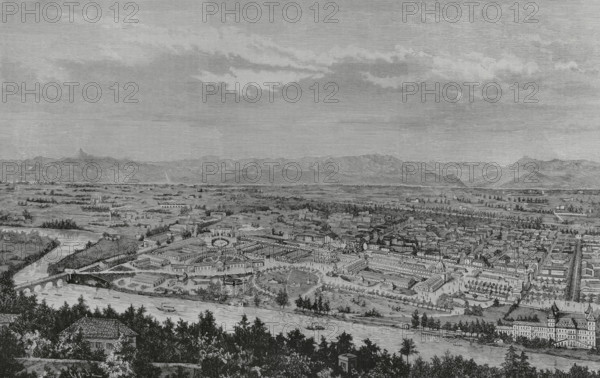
[
  {"xmin": 295, "ymin": 294, "xmax": 331, "ymax": 314},
  {"xmin": 39, "ymin": 219, "xmax": 81, "ymax": 230}
]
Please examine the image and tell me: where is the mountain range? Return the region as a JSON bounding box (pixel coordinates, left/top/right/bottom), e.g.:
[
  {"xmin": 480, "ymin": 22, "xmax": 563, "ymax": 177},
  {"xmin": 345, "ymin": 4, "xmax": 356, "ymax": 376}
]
[{"xmin": 3, "ymin": 149, "xmax": 600, "ymax": 189}]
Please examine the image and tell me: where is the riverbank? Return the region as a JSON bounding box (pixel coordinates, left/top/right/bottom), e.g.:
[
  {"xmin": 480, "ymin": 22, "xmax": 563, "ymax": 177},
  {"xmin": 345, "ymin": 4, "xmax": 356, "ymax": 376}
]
[
  {"xmin": 7, "ymin": 227, "xmax": 101, "ymax": 285},
  {"xmin": 32, "ymin": 283, "xmax": 600, "ymax": 372}
]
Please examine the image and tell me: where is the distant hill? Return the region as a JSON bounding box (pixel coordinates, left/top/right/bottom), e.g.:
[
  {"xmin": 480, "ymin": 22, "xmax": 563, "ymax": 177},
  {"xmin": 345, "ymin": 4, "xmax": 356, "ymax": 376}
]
[
  {"xmin": 3, "ymin": 151, "xmax": 600, "ymax": 189},
  {"xmin": 474, "ymin": 157, "xmax": 600, "ymax": 190}
]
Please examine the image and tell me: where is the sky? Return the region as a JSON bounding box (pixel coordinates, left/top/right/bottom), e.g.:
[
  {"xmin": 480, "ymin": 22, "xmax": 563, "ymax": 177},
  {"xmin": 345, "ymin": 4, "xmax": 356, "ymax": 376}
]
[{"xmin": 0, "ymin": 0, "xmax": 599, "ymax": 164}]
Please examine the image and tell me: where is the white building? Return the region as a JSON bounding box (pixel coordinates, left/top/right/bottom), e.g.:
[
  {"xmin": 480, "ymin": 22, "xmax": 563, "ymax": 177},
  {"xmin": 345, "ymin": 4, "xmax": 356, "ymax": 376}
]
[{"xmin": 497, "ymin": 303, "xmax": 598, "ymax": 349}]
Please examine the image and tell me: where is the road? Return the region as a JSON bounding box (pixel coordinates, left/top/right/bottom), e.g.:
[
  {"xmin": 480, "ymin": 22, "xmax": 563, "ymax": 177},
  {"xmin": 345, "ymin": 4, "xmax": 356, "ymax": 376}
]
[{"xmin": 567, "ymin": 240, "xmax": 583, "ymax": 302}]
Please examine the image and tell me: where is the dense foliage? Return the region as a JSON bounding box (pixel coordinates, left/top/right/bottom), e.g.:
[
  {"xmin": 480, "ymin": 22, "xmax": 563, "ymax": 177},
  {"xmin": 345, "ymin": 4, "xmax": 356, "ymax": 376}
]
[
  {"xmin": 39, "ymin": 219, "xmax": 81, "ymax": 230},
  {"xmin": 47, "ymin": 237, "xmax": 138, "ymax": 275}
]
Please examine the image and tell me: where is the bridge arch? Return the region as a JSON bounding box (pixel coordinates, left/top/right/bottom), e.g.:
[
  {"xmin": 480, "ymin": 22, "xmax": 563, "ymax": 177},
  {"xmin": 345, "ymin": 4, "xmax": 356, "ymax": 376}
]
[{"xmin": 14, "ymin": 272, "xmax": 71, "ymax": 294}]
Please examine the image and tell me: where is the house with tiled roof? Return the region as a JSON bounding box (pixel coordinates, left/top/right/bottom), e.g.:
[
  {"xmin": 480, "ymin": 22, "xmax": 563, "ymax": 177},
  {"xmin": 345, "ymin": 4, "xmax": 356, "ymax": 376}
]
[
  {"xmin": 498, "ymin": 303, "xmax": 597, "ymax": 349},
  {"xmin": 60, "ymin": 317, "xmax": 137, "ymax": 353}
]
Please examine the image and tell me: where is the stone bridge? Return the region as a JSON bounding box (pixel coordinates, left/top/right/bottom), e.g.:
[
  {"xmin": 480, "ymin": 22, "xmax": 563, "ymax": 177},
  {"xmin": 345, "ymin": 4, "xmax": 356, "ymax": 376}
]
[
  {"xmin": 14, "ymin": 272, "xmax": 130, "ymax": 294},
  {"xmin": 14, "ymin": 273, "xmax": 71, "ymax": 294}
]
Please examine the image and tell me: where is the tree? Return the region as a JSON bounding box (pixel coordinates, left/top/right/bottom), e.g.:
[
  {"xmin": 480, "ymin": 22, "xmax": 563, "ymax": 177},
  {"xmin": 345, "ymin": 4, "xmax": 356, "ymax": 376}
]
[
  {"xmin": 334, "ymin": 332, "xmax": 354, "ymax": 355},
  {"xmin": 198, "ymin": 310, "xmax": 220, "ymax": 340},
  {"xmin": 311, "ymin": 299, "xmax": 319, "ymax": 313},
  {"xmin": 0, "ymin": 327, "xmax": 26, "ymax": 377},
  {"xmin": 263, "ymin": 352, "xmax": 314, "ymax": 378},
  {"xmin": 427, "ymin": 317, "xmax": 436, "ymax": 330},
  {"xmin": 502, "ymin": 345, "xmax": 519, "ymax": 377},
  {"xmin": 276, "ymin": 289, "xmax": 290, "ymax": 309},
  {"xmin": 196, "ymin": 334, "xmax": 232, "ymax": 377},
  {"xmin": 356, "ymin": 338, "xmax": 380, "ymax": 372},
  {"xmin": 421, "ymin": 313, "xmax": 428, "ymax": 329},
  {"xmin": 132, "ymin": 350, "xmax": 161, "ymax": 378},
  {"xmin": 367, "ymin": 351, "xmax": 407, "ymax": 377},
  {"xmin": 400, "ymin": 338, "xmax": 418, "ymax": 365},
  {"xmin": 19, "ymin": 330, "xmax": 52, "ymax": 358},
  {"xmin": 100, "ymin": 336, "xmax": 135, "ymax": 378},
  {"xmin": 254, "ymin": 293, "xmax": 261, "ymax": 307},
  {"xmin": 304, "ymin": 297, "xmax": 312, "ymax": 311},
  {"xmin": 53, "ymin": 329, "xmax": 97, "ymax": 360},
  {"xmin": 411, "ymin": 310, "xmax": 420, "ymax": 328},
  {"xmin": 22, "ymin": 209, "xmax": 33, "ymax": 221},
  {"xmin": 517, "ymin": 351, "xmax": 533, "ymax": 377}
]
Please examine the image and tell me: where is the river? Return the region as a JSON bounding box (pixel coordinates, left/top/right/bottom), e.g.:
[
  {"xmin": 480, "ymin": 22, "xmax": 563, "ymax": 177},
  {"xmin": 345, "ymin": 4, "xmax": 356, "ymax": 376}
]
[
  {"xmin": 33, "ymin": 283, "xmax": 600, "ymax": 372},
  {"xmin": 5, "ymin": 227, "xmax": 101, "ymax": 285}
]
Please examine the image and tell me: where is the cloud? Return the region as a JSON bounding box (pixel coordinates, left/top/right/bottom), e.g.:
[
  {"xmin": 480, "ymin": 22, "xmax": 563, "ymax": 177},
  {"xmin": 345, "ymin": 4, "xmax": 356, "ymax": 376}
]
[
  {"xmin": 432, "ymin": 53, "xmax": 539, "ymax": 82},
  {"xmin": 361, "ymin": 52, "xmax": 540, "ymax": 90},
  {"xmin": 361, "ymin": 72, "xmax": 410, "ymax": 89},
  {"xmin": 554, "ymin": 61, "xmax": 580, "ymax": 72},
  {"xmin": 193, "ymin": 68, "xmax": 324, "ymax": 89}
]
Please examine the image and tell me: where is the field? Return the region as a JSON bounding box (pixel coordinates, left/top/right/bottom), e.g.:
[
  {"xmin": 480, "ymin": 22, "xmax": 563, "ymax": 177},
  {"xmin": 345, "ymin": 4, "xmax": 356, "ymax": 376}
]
[
  {"xmin": 257, "ymin": 269, "xmax": 319, "ymax": 299},
  {"xmin": 320, "ymin": 287, "xmax": 445, "ymax": 320},
  {"xmin": 507, "ymin": 306, "xmax": 548, "ymax": 321},
  {"xmin": 48, "ymin": 237, "xmax": 139, "ymax": 274},
  {"xmin": 435, "ymin": 304, "xmax": 510, "ymax": 325},
  {"xmin": 0, "ymin": 230, "xmax": 57, "ymax": 274}
]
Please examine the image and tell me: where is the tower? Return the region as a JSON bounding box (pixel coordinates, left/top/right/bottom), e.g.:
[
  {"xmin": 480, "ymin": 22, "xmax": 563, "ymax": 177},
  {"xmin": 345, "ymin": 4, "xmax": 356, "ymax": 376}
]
[
  {"xmin": 585, "ymin": 303, "xmax": 596, "ymax": 333},
  {"xmin": 547, "ymin": 302, "xmax": 559, "ymax": 340},
  {"xmin": 546, "ymin": 311, "xmax": 556, "ymax": 328}
]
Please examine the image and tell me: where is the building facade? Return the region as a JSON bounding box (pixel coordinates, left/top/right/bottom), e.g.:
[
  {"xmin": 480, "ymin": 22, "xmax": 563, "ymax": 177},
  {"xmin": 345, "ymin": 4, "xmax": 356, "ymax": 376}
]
[
  {"xmin": 497, "ymin": 303, "xmax": 597, "ymax": 349},
  {"xmin": 61, "ymin": 318, "xmax": 137, "ymax": 353}
]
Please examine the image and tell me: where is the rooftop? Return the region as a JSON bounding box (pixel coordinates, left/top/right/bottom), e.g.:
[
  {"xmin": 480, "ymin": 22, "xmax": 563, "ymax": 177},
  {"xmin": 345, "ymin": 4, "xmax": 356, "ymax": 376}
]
[{"xmin": 61, "ymin": 317, "xmax": 137, "ymax": 340}]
